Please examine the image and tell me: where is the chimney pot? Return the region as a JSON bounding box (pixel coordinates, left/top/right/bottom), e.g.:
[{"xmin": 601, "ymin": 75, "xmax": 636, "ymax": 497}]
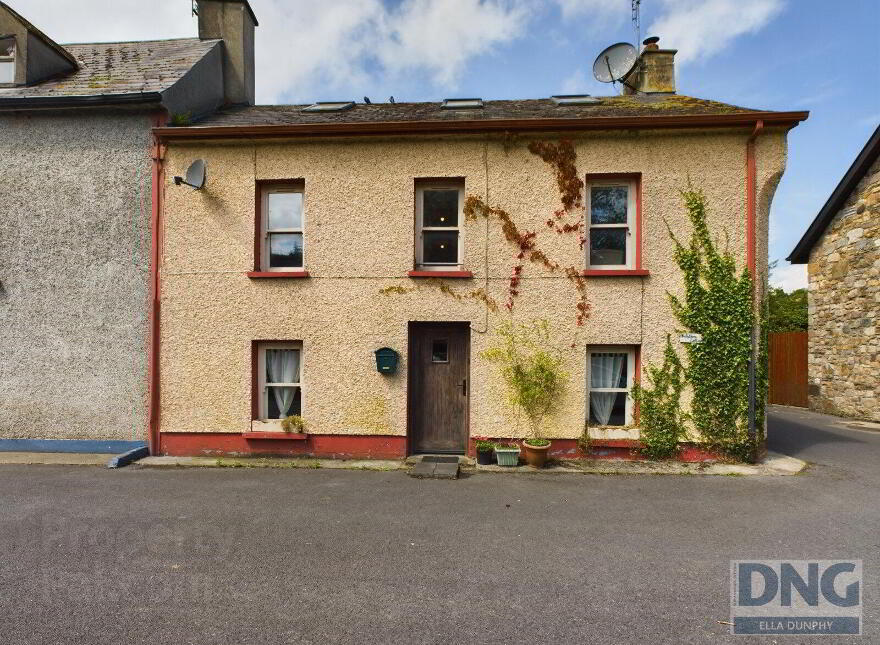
[{"xmin": 623, "ymin": 38, "xmax": 676, "ymax": 95}]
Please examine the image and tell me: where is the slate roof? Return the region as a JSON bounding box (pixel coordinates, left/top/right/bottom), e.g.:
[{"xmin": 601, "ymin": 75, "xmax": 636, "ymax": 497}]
[
  {"xmin": 193, "ymin": 94, "xmax": 757, "ymax": 127},
  {"xmin": 0, "ymin": 37, "xmax": 220, "ymax": 101}
]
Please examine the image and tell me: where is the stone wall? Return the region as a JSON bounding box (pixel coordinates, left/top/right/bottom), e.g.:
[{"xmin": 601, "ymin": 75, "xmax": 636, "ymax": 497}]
[{"xmin": 807, "ymin": 156, "xmax": 880, "ymax": 421}]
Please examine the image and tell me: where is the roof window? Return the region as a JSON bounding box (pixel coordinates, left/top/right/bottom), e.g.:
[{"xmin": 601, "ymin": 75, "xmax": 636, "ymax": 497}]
[
  {"xmin": 551, "ymin": 95, "xmax": 599, "ymax": 105},
  {"xmin": 441, "ymin": 98, "xmax": 483, "ymax": 110},
  {"xmin": 301, "ymin": 101, "xmax": 355, "ymax": 113}
]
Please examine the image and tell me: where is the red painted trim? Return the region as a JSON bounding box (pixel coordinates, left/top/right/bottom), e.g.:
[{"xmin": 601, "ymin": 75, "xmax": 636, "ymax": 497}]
[
  {"xmin": 147, "ymin": 111, "xmax": 168, "ymax": 456},
  {"xmin": 585, "ymin": 172, "xmax": 643, "ymax": 271},
  {"xmin": 154, "ymin": 111, "xmax": 809, "ymax": 141},
  {"xmin": 254, "ymin": 179, "xmax": 305, "ymax": 272},
  {"xmin": 247, "ymin": 271, "xmax": 310, "ymax": 278},
  {"xmin": 243, "ymin": 432, "xmax": 307, "ymax": 440},
  {"xmin": 407, "ymin": 270, "xmax": 473, "ymax": 278},
  {"xmin": 250, "ymin": 341, "xmax": 259, "ymax": 421},
  {"xmin": 581, "ymin": 269, "xmax": 650, "ymax": 277},
  {"xmin": 160, "ymin": 432, "xmax": 407, "ymax": 459},
  {"xmin": 634, "ymin": 345, "xmax": 642, "ymax": 425},
  {"xmin": 746, "ymin": 120, "xmax": 764, "ymax": 279}
]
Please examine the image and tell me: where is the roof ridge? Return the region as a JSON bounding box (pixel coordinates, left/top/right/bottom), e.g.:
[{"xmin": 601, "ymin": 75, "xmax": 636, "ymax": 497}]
[{"xmin": 61, "ymin": 36, "xmax": 216, "ymax": 47}]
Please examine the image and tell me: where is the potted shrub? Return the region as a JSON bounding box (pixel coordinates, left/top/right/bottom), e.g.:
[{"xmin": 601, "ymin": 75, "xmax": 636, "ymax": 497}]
[
  {"xmin": 483, "ymin": 320, "xmax": 568, "ymax": 468},
  {"xmin": 280, "ymin": 415, "xmax": 306, "ymax": 434},
  {"xmin": 473, "ymin": 436, "xmax": 496, "ymax": 465},
  {"xmin": 493, "ymin": 442, "xmax": 521, "ymax": 467}
]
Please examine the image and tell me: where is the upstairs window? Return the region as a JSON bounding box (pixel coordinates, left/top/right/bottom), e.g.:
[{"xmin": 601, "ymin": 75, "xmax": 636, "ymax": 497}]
[
  {"xmin": 0, "ymin": 37, "xmax": 15, "ymax": 84},
  {"xmin": 587, "ymin": 179, "xmax": 636, "ymax": 269},
  {"xmin": 261, "ymin": 183, "xmax": 304, "ymax": 270},
  {"xmin": 415, "ymin": 180, "xmax": 464, "ymax": 270}
]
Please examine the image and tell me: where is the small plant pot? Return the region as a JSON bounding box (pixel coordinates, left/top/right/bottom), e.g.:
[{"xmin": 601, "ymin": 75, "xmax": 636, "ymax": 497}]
[
  {"xmin": 494, "ymin": 446, "xmax": 521, "ymax": 467},
  {"xmin": 522, "ymin": 441, "xmax": 552, "ymax": 468},
  {"xmin": 476, "ymin": 450, "xmax": 495, "ymax": 465}
]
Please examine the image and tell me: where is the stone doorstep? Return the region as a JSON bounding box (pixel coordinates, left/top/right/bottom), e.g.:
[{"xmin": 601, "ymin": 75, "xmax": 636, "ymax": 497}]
[{"xmin": 136, "ymin": 452, "xmax": 806, "ymax": 476}]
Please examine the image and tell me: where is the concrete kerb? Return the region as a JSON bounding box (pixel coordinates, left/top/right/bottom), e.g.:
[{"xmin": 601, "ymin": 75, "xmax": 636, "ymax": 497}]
[{"xmin": 135, "ymin": 451, "xmax": 806, "ymax": 476}]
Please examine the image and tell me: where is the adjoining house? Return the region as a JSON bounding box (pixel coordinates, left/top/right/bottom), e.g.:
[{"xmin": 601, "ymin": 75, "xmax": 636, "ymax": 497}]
[
  {"xmin": 152, "ymin": 40, "xmax": 806, "ymax": 460},
  {"xmin": 0, "ymin": 0, "xmax": 258, "ymax": 452},
  {"xmin": 787, "ymin": 126, "xmax": 880, "ymax": 422}
]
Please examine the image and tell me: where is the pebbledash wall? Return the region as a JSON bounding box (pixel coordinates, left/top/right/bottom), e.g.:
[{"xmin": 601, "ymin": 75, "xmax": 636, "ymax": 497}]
[
  {"xmin": 806, "ymin": 155, "xmax": 880, "ymax": 422},
  {"xmin": 0, "ymin": 111, "xmax": 158, "ymax": 442},
  {"xmin": 157, "ymin": 128, "xmax": 786, "ymax": 458}
]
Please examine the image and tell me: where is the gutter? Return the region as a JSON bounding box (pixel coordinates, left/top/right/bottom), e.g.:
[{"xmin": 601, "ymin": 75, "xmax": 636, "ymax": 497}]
[
  {"xmin": 147, "ymin": 113, "xmax": 167, "ymax": 455},
  {"xmin": 153, "ymin": 111, "xmax": 809, "ymax": 141},
  {"xmin": 0, "ymin": 92, "xmax": 162, "ymax": 110}
]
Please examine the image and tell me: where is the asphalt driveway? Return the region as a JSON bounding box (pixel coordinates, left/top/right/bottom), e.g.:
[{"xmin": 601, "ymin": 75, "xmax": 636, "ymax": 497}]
[{"xmin": 1, "ymin": 406, "xmax": 877, "ymax": 644}]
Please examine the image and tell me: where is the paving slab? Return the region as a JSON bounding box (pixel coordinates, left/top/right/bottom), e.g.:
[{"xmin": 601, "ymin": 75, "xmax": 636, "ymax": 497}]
[{"xmin": 0, "ymin": 452, "xmax": 109, "ymax": 466}]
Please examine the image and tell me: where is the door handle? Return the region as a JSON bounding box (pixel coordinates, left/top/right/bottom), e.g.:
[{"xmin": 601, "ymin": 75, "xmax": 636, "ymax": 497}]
[{"xmin": 460, "ymin": 379, "xmax": 467, "ymax": 396}]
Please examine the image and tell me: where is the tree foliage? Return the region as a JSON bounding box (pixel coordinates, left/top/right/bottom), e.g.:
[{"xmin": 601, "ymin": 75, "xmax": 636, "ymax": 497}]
[{"xmin": 768, "ymin": 287, "xmax": 807, "ymax": 332}]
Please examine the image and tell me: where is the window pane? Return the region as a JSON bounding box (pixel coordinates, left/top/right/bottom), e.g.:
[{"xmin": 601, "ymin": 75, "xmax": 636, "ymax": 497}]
[
  {"xmin": 265, "ymin": 349, "xmax": 300, "ymax": 384},
  {"xmin": 589, "ymin": 391, "xmax": 627, "ymax": 426},
  {"xmin": 0, "ymin": 38, "xmax": 14, "ymax": 58},
  {"xmin": 267, "ymin": 386, "xmax": 301, "ymax": 419},
  {"xmin": 422, "ymin": 231, "xmax": 459, "ymax": 264},
  {"xmin": 590, "ymin": 229, "xmax": 627, "ymax": 265},
  {"xmin": 590, "ymin": 353, "xmax": 628, "ymax": 388},
  {"xmin": 267, "ymin": 192, "xmax": 302, "ymax": 230},
  {"xmin": 423, "ymin": 189, "xmax": 459, "ymax": 227},
  {"xmin": 591, "ymin": 186, "xmax": 628, "ymax": 224},
  {"xmin": 0, "ymin": 61, "xmax": 13, "ymax": 84},
  {"xmin": 269, "ymin": 233, "xmax": 303, "ymax": 267},
  {"xmin": 431, "ymin": 340, "xmax": 448, "ymax": 363}
]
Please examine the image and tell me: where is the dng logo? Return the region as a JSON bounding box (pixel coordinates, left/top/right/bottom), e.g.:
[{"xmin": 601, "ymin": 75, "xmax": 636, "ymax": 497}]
[{"xmin": 730, "ymin": 560, "xmax": 862, "ymax": 635}]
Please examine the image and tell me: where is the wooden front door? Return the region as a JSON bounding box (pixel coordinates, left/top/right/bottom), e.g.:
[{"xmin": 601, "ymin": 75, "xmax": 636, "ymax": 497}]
[{"xmin": 408, "ymin": 322, "xmax": 470, "ymax": 454}]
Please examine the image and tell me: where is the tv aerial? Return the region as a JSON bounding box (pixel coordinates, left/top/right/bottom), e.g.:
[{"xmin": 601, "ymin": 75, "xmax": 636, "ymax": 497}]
[
  {"xmin": 592, "ymin": 42, "xmax": 639, "ymax": 92},
  {"xmin": 173, "ymin": 159, "xmax": 206, "ymax": 190}
]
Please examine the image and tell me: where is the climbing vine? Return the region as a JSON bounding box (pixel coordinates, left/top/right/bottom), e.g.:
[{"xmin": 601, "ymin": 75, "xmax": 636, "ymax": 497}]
[
  {"xmin": 631, "ymin": 335, "xmax": 687, "ymax": 459},
  {"xmin": 666, "ymin": 187, "xmax": 762, "ymax": 460}
]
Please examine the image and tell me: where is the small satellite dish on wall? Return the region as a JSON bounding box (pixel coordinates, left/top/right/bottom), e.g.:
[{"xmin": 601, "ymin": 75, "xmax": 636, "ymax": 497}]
[
  {"xmin": 592, "ymin": 42, "xmax": 639, "ymax": 84},
  {"xmin": 173, "ymin": 159, "xmax": 206, "ymax": 190}
]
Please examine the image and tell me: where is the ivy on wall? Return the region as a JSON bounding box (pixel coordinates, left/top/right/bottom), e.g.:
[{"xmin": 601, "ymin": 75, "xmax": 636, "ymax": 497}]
[
  {"xmin": 631, "ymin": 335, "xmax": 687, "ymax": 459},
  {"xmin": 652, "ymin": 187, "xmax": 765, "ymax": 461}
]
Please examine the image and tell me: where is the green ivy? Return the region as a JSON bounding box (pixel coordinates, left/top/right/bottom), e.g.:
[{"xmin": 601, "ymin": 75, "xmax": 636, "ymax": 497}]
[
  {"xmin": 668, "ymin": 188, "xmax": 762, "ymax": 460},
  {"xmin": 631, "ymin": 335, "xmax": 687, "ymax": 459}
]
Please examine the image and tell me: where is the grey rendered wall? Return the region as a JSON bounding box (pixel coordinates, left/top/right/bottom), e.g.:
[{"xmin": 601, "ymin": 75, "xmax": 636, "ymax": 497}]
[
  {"xmin": 161, "ymin": 44, "xmax": 225, "ymax": 121},
  {"xmin": 0, "ymin": 109, "xmax": 154, "ymax": 440}
]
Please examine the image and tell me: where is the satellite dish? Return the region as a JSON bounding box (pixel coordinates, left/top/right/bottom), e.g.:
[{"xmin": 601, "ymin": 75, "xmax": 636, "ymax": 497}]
[
  {"xmin": 592, "ymin": 42, "xmax": 638, "ymax": 84},
  {"xmin": 173, "ymin": 159, "xmax": 206, "ymax": 190}
]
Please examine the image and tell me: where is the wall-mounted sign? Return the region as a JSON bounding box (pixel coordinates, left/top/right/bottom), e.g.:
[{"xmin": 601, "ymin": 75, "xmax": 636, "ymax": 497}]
[{"xmin": 679, "ymin": 333, "xmax": 703, "ymax": 344}]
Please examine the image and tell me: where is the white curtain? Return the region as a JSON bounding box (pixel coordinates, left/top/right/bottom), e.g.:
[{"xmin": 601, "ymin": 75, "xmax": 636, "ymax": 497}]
[
  {"xmin": 590, "ymin": 353, "xmax": 626, "ymax": 425},
  {"xmin": 267, "ymin": 349, "xmax": 300, "ymax": 418}
]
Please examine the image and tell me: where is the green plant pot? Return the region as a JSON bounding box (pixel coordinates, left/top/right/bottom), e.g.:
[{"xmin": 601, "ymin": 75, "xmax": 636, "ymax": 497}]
[{"xmin": 494, "ymin": 447, "xmax": 521, "ymax": 467}]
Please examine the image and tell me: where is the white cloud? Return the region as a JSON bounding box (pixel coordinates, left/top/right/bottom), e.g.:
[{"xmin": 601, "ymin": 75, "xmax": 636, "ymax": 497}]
[
  {"xmin": 561, "ymin": 68, "xmax": 589, "ymax": 93},
  {"xmin": 553, "ymin": 0, "xmax": 628, "ymax": 20},
  {"xmin": 647, "ymin": 0, "xmax": 784, "ymax": 64},
  {"xmin": 770, "ymin": 262, "xmax": 807, "ymax": 292}
]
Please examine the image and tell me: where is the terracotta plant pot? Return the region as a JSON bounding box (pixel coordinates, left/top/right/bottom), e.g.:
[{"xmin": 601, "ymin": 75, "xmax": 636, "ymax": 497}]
[
  {"xmin": 476, "ymin": 449, "xmax": 494, "ymax": 465},
  {"xmin": 522, "ymin": 441, "xmax": 552, "ymax": 468}
]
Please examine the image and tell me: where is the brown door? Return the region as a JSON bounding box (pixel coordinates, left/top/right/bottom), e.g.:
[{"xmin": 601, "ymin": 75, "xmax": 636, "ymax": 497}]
[{"xmin": 408, "ymin": 322, "xmax": 470, "ymax": 454}]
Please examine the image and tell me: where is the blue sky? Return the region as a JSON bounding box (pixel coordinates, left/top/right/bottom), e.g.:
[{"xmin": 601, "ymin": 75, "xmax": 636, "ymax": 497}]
[{"xmin": 24, "ymin": 0, "xmax": 880, "ymax": 290}]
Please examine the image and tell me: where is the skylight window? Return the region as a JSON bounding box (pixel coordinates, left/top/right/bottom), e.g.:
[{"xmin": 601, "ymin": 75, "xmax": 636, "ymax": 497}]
[
  {"xmin": 551, "ymin": 95, "xmax": 600, "ymax": 106},
  {"xmin": 441, "ymin": 98, "xmax": 483, "ymax": 110},
  {"xmin": 301, "ymin": 101, "xmax": 355, "ymax": 113}
]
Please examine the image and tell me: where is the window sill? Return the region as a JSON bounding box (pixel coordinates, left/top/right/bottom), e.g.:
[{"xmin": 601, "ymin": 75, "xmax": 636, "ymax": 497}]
[
  {"xmin": 242, "ymin": 432, "xmax": 308, "ymax": 440},
  {"xmin": 581, "ymin": 269, "xmax": 650, "ymax": 277},
  {"xmin": 247, "ymin": 271, "xmax": 310, "ymax": 279},
  {"xmin": 408, "ymin": 270, "xmax": 473, "ymax": 278}
]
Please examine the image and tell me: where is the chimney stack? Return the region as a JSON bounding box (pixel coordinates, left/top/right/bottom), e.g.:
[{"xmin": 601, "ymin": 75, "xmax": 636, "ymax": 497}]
[
  {"xmin": 196, "ymin": 0, "xmax": 258, "ymax": 106},
  {"xmin": 623, "ymin": 37, "xmax": 677, "ymax": 95}
]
